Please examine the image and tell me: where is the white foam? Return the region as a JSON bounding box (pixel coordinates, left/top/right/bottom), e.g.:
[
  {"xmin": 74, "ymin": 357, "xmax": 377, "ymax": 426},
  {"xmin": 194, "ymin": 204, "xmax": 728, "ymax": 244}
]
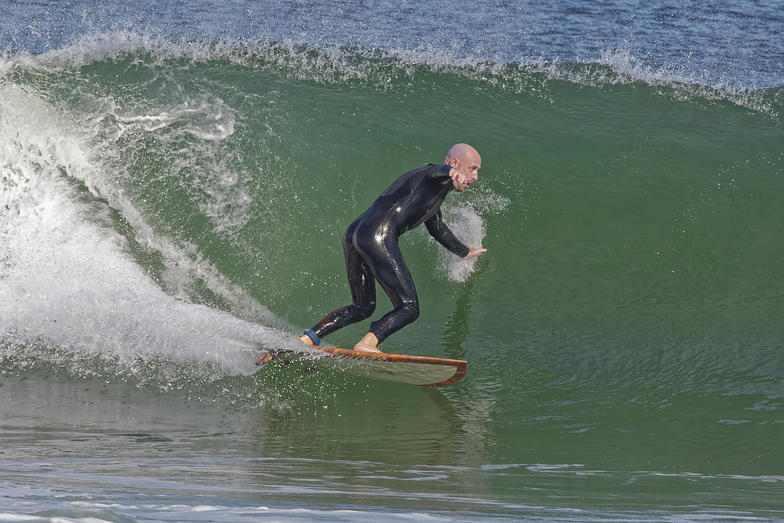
[
  {"xmin": 557, "ymin": 48, "xmax": 777, "ymax": 115},
  {"xmin": 0, "ymin": 82, "xmax": 289, "ymax": 373},
  {"xmin": 433, "ymin": 186, "xmax": 509, "ymax": 283},
  {"xmin": 112, "ymin": 99, "xmax": 235, "ymax": 142},
  {"xmin": 5, "ymin": 30, "xmax": 775, "ymax": 116},
  {"xmin": 438, "ymin": 206, "xmax": 486, "ymax": 283}
]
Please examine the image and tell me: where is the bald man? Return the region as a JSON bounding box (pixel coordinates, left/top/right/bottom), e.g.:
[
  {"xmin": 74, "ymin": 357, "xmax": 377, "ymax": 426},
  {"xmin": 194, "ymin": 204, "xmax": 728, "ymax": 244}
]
[{"xmin": 300, "ymin": 144, "xmax": 486, "ymax": 353}]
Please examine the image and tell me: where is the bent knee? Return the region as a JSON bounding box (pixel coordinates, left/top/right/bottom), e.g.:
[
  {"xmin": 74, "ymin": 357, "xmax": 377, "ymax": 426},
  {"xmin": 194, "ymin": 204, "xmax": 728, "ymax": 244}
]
[
  {"xmin": 354, "ymin": 301, "xmax": 376, "ymax": 320},
  {"xmin": 399, "ymin": 299, "xmax": 419, "ymax": 323}
]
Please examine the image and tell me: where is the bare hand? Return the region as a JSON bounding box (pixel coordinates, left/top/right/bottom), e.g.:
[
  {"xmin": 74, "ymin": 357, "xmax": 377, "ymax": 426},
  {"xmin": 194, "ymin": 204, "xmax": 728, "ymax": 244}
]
[
  {"xmin": 462, "ymin": 247, "xmax": 487, "ymax": 260},
  {"xmin": 449, "ymin": 167, "xmax": 467, "ymax": 186}
]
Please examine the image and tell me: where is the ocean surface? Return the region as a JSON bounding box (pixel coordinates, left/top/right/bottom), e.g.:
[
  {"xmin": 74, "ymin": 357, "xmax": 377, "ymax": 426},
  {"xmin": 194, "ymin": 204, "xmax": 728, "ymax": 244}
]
[{"xmin": 1, "ymin": 1, "xmax": 783, "ymax": 521}]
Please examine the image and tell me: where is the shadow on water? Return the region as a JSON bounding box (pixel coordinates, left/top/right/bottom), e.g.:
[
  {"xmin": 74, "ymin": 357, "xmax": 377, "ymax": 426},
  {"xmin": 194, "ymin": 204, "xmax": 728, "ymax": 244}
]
[{"xmin": 440, "ymin": 256, "xmax": 490, "ymax": 361}]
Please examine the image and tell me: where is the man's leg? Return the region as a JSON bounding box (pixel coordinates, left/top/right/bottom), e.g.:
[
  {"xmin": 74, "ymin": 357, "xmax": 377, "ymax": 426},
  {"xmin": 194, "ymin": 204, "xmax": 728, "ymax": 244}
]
[
  {"xmin": 356, "ymin": 237, "xmax": 419, "ymax": 351},
  {"xmin": 301, "ymin": 228, "xmax": 376, "ymax": 346}
]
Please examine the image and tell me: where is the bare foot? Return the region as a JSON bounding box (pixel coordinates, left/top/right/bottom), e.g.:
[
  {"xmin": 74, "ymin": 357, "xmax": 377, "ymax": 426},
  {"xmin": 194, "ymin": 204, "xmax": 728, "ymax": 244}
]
[
  {"xmin": 255, "ymin": 352, "xmax": 278, "ymax": 366},
  {"xmin": 353, "ymin": 346, "xmax": 383, "ymax": 353},
  {"xmin": 299, "ymin": 334, "xmax": 314, "ymax": 347},
  {"xmin": 353, "ymin": 332, "xmax": 382, "ymax": 353}
]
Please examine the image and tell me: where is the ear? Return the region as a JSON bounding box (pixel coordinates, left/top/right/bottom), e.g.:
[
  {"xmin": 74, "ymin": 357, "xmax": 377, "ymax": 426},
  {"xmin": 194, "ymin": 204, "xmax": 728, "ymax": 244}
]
[{"xmin": 449, "ymin": 157, "xmax": 458, "ymax": 167}]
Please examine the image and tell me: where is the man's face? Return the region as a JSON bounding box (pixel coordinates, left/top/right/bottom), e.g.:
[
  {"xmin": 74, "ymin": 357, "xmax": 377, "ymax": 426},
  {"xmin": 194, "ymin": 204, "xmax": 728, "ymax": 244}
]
[{"xmin": 452, "ymin": 152, "xmax": 481, "ymax": 192}]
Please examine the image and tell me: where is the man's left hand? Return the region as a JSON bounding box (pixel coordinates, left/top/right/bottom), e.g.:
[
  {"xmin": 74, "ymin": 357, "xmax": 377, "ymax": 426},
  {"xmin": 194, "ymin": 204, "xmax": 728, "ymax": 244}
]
[{"xmin": 462, "ymin": 248, "xmax": 487, "ymax": 260}]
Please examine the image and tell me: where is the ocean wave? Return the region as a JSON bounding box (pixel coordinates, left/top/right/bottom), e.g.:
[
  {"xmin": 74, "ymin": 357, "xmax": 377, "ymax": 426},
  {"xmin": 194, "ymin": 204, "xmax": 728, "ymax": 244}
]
[
  {"xmin": 3, "ymin": 32, "xmax": 780, "ymax": 118},
  {"xmin": 0, "ymin": 81, "xmax": 292, "ymax": 379}
]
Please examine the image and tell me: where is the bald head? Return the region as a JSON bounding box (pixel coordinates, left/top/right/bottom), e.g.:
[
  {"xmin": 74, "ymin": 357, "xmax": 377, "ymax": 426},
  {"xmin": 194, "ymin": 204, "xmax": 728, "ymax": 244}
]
[
  {"xmin": 445, "ymin": 143, "xmax": 481, "ymax": 166},
  {"xmin": 444, "ymin": 143, "xmax": 481, "ymax": 192}
]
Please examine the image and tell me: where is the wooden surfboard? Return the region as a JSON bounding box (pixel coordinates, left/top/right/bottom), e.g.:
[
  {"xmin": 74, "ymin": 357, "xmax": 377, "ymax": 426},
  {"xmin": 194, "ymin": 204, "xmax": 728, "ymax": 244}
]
[{"xmin": 256, "ymin": 346, "xmax": 468, "ymax": 387}]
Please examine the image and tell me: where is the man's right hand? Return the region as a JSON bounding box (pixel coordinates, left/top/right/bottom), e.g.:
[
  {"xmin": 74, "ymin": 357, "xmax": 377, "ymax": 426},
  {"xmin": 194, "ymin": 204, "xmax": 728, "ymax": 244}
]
[{"xmin": 449, "ymin": 167, "xmax": 466, "ymax": 184}]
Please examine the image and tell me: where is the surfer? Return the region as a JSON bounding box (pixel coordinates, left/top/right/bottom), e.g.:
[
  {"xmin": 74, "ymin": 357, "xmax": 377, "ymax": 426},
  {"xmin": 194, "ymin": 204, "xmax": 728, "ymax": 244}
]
[{"xmin": 300, "ymin": 143, "xmax": 486, "ymax": 353}]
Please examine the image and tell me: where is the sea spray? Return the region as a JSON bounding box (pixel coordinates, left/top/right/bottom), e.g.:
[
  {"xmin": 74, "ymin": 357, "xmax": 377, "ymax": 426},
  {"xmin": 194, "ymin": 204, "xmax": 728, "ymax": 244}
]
[{"xmin": 0, "ymin": 81, "xmax": 290, "ymax": 378}]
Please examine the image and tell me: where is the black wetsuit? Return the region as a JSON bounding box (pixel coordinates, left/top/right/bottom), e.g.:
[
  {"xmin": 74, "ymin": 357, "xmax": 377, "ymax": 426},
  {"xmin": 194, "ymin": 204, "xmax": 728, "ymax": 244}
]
[{"xmin": 310, "ymin": 163, "xmax": 470, "ymax": 344}]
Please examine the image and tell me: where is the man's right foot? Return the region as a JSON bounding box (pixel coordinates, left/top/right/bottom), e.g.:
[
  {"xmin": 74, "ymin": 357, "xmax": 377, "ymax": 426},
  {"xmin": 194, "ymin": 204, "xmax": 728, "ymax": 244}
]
[
  {"xmin": 353, "ymin": 332, "xmax": 382, "ymax": 353},
  {"xmin": 299, "ymin": 334, "xmax": 314, "ymax": 347},
  {"xmin": 353, "ymin": 346, "xmax": 383, "ymax": 353}
]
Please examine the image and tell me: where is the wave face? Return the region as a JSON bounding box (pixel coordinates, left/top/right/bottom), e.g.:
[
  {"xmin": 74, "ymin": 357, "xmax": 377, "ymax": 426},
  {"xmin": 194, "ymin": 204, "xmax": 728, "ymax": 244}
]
[{"xmin": 1, "ymin": 2, "xmax": 783, "ymax": 520}]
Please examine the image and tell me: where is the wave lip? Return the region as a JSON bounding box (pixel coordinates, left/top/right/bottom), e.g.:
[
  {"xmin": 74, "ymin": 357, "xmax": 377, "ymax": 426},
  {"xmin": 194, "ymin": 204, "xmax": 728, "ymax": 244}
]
[
  {"xmin": 3, "ymin": 0, "xmax": 782, "ymax": 87},
  {"xmin": 0, "ymin": 75, "xmax": 288, "ymax": 376},
  {"xmin": 5, "ymin": 32, "xmax": 779, "ymax": 119}
]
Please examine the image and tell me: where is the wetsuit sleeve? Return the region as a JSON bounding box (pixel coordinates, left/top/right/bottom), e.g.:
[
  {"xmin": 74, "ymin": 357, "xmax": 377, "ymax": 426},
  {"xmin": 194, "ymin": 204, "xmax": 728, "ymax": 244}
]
[
  {"xmin": 425, "ymin": 209, "xmax": 471, "ymax": 258},
  {"xmin": 425, "ymin": 164, "xmax": 453, "ymax": 183}
]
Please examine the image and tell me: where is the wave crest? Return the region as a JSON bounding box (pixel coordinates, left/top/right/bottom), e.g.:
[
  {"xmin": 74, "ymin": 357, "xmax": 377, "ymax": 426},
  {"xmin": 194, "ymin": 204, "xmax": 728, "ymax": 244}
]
[{"xmin": 4, "ymin": 32, "xmax": 780, "ymax": 118}]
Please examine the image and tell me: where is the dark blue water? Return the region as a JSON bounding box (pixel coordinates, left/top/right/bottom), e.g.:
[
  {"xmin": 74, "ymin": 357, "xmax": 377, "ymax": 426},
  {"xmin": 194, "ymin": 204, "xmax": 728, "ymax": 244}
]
[{"xmin": 3, "ymin": 0, "xmax": 782, "ymax": 88}]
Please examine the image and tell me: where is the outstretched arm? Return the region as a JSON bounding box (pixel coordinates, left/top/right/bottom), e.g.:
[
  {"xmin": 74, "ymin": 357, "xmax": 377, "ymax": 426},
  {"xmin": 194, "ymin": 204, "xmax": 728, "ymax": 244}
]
[
  {"xmin": 425, "ymin": 210, "xmax": 482, "ymax": 259},
  {"xmin": 462, "ymin": 247, "xmax": 487, "ymax": 260}
]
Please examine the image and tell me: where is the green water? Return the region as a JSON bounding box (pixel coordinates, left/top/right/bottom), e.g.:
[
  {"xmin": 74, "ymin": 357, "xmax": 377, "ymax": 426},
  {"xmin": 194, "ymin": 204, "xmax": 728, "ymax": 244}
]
[{"xmin": 2, "ymin": 45, "xmax": 783, "ymax": 519}]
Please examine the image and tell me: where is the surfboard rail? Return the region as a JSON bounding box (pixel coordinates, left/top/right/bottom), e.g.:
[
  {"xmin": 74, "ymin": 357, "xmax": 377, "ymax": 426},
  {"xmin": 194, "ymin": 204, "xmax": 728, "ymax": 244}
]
[
  {"xmin": 310, "ymin": 346, "xmax": 468, "ymax": 387},
  {"xmin": 256, "ymin": 345, "xmax": 468, "ymax": 387}
]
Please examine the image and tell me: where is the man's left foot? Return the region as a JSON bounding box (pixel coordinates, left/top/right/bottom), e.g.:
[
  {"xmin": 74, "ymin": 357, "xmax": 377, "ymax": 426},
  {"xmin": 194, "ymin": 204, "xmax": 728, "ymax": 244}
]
[{"xmin": 255, "ymin": 352, "xmax": 279, "ymax": 366}]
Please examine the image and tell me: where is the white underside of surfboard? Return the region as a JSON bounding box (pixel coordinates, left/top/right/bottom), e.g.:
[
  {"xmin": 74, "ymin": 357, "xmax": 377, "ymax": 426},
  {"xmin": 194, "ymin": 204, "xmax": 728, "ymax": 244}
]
[{"xmin": 256, "ymin": 345, "xmax": 468, "ymax": 387}]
